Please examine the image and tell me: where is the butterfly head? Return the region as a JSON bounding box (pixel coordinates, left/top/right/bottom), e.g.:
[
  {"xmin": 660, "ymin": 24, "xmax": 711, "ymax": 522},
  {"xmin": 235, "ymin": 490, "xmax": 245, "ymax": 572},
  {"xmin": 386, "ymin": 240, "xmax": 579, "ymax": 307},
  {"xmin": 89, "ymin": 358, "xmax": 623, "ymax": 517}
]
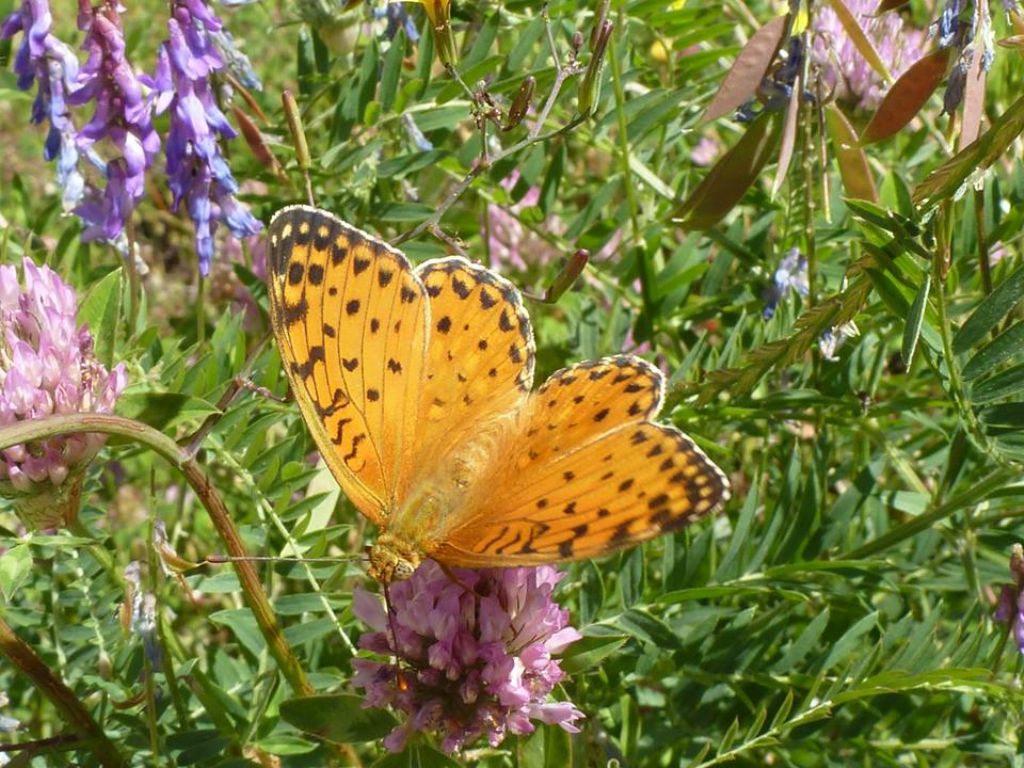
[{"xmin": 367, "ymin": 533, "xmax": 422, "ymax": 583}]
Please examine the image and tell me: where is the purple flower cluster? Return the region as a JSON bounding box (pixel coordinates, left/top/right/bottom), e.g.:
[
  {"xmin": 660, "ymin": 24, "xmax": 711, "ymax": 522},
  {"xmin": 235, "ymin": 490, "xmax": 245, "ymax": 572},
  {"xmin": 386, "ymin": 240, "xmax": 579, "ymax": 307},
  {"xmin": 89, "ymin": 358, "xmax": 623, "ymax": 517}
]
[
  {"xmin": 0, "ymin": 0, "xmax": 86, "ymax": 210},
  {"xmin": 152, "ymin": 0, "xmax": 261, "ymax": 274},
  {"xmin": 71, "ymin": 0, "xmax": 161, "ymax": 246},
  {"xmin": 812, "ymin": 0, "xmax": 926, "ymax": 110},
  {"xmin": 994, "ymin": 544, "xmax": 1024, "ymax": 654},
  {"xmin": 352, "ymin": 561, "xmax": 584, "ymax": 753},
  {"xmin": 1, "ymin": 0, "xmax": 261, "ymax": 272},
  {"xmin": 0, "ymin": 259, "xmax": 126, "ymax": 528}
]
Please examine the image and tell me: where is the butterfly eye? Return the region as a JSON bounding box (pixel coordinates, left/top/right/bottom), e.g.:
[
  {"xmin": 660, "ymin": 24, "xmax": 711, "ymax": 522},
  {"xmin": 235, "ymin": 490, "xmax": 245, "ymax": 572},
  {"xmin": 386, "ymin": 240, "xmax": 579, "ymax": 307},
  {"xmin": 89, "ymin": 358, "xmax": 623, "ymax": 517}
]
[{"xmin": 393, "ymin": 560, "xmax": 416, "ymax": 581}]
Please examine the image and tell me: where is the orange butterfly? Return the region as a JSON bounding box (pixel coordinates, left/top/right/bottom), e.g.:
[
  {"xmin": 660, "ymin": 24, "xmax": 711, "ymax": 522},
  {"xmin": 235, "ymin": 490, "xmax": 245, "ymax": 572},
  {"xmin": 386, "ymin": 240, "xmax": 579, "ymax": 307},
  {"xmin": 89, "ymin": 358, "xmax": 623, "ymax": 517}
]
[{"xmin": 267, "ymin": 206, "xmax": 730, "ymax": 582}]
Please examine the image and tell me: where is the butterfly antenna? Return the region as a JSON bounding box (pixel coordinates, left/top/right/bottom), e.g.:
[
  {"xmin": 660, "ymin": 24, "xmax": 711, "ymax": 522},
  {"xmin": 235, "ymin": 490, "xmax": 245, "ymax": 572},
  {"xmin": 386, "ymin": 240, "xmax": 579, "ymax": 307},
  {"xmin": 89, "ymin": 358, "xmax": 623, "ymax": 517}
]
[{"xmin": 205, "ymin": 554, "xmax": 359, "ymax": 565}]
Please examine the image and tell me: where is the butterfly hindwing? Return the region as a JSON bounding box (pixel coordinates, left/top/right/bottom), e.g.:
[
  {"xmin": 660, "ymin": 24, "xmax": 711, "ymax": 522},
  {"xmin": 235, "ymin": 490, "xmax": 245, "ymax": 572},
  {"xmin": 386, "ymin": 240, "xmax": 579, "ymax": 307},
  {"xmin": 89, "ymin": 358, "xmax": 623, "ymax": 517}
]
[
  {"xmin": 431, "ymin": 358, "xmax": 729, "ymax": 566},
  {"xmin": 523, "ymin": 355, "xmax": 664, "ymax": 467},
  {"xmin": 267, "ymin": 206, "xmax": 429, "ymax": 521}
]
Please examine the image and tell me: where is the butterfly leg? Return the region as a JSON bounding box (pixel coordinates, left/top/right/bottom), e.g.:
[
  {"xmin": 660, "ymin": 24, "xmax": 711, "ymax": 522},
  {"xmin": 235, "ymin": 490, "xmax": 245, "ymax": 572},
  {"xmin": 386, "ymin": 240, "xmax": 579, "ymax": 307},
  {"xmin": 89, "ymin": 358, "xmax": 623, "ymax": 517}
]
[{"xmin": 437, "ymin": 560, "xmax": 477, "ymax": 594}]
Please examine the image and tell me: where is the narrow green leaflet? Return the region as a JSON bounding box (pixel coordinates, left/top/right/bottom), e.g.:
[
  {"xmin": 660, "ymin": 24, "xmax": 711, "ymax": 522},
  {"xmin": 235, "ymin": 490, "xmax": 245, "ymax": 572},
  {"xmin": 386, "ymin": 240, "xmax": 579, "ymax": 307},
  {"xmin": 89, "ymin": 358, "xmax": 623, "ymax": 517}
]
[
  {"xmin": 902, "ymin": 274, "xmax": 931, "ymax": 367},
  {"xmin": 953, "ymin": 264, "xmax": 1024, "ymax": 355}
]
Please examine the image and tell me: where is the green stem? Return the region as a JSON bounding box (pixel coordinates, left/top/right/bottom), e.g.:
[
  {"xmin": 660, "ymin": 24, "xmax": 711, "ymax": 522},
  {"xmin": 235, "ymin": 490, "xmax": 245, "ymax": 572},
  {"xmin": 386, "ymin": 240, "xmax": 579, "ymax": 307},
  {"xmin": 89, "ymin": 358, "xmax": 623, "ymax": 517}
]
[
  {"xmin": 0, "ymin": 613, "xmax": 126, "ymax": 768},
  {"xmin": 930, "ymin": 211, "xmax": 994, "ymax": 460},
  {"xmin": 0, "ymin": 414, "xmax": 313, "ymax": 699},
  {"xmin": 840, "ymin": 466, "xmax": 1017, "ymax": 560}
]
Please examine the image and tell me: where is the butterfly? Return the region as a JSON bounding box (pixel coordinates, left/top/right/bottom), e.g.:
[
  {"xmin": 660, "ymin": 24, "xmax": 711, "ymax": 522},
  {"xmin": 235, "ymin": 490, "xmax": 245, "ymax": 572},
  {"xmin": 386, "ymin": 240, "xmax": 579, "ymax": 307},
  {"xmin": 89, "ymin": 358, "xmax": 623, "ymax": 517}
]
[{"xmin": 266, "ymin": 205, "xmax": 730, "ymax": 583}]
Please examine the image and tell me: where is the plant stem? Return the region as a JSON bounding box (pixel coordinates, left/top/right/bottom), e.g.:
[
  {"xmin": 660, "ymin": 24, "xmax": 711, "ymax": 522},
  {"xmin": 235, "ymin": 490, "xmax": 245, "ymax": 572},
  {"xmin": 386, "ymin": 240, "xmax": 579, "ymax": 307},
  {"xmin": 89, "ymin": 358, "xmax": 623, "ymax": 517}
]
[
  {"xmin": 0, "ymin": 614, "xmax": 126, "ymax": 768},
  {"xmin": 840, "ymin": 466, "xmax": 1017, "ymax": 559}
]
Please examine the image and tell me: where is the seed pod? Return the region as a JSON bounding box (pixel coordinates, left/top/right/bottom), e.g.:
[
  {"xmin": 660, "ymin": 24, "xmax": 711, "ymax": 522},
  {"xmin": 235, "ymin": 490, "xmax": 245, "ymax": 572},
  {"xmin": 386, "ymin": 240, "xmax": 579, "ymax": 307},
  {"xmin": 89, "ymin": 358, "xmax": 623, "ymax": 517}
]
[
  {"xmin": 544, "ymin": 249, "xmax": 590, "ymax": 302},
  {"xmin": 579, "ymin": 20, "xmax": 613, "ymax": 116},
  {"xmin": 503, "ymin": 75, "xmax": 535, "ymax": 131}
]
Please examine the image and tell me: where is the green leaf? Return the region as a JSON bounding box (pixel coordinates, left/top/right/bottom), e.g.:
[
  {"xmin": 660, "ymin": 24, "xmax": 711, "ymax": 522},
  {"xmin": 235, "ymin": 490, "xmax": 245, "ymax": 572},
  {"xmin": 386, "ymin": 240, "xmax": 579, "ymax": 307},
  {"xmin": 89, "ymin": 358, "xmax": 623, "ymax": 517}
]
[
  {"xmin": 822, "ymin": 611, "xmax": 879, "ymax": 671},
  {"xmin": 280, "ymin": 694, "xmax": 397, "ymax": 744},
  {"xmin": 902, "ymin": 274, "xmax": 930, "ymax": 367},
  {"xmin": 961, "ymin": 322, "xmax": 1024, "ymax": 381},
  {"xmin": 462, "ymin": 12, "xmax": 499, "ymax": 69},
  {"xmin": 771, "ymin": 608, "xmax": 830, "ymax": 674},
  {"xmin": 970, "ymin": 362, "xmax": 1024, "ymax": 404},
  {"xmin": 380, "ymin": 30, "xmax": 406, "ymax": 114},
  {"xmin": 253, "ymin": 734, "xmax": 318, "ymax": 756},
  {"xmin": 372, "ymin": 745, "xmax": 462, "ymax": 768},
  {"xmin": 505, "ymin": 15, "xmax": 546, "ymax": 71},
  {"xmin": 914, "ymin": 92, "xmax": 1024, "ymax": 209},
  {"xmin": 283, "ymin": 618, "xmax": 336, "ymax": 646},
  {"xmin": 0, "ymin": 543, "xmax": 32, "ymax": 603},
  {"xmin": 953, "ymin": 265, "xmax": 1024, "ymax": 355},
  {"xmin": 560, "ymin": 635, "xmax": 629, "ymax": 674},
  {"xmin": 825, "ymin": 104, "xmax": 878, "ymax": 202},
  {"xmin": 610, "ymin": 608, "xmax": 681, "ymax": 649},
  {"xmin": 114, "ymin": 391, "xmax": 219, "ymax": 432},
  {"xmin": 77, "ymin": 267, "xmax": 123, "ymax": 369},
  {"xmin": 209, "ymin": 609, "xmax": 266, "ymax": 658},
  {"xmin": 714, "ymin": 477, "xmax": 759, "ymax": 581},
  {"xmin": 979, "ymin": 401, "xmax": 1024, "ymax": 427},
  {"xmin": 378, "ymin": 150, "xmax": 447, "ymax": 179}
]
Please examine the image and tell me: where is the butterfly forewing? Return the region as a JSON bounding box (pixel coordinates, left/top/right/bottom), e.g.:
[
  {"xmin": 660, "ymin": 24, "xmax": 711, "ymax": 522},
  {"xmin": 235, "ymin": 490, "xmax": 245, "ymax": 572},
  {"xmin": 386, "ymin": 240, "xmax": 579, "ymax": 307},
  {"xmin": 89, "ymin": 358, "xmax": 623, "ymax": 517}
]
[
  {"xmin": 405, "ymin": 258, "xmax": 535, "ymax": 485},
  {"xmin": 267, "ymin": 206, "xmax": 429, "ymax": 521}
]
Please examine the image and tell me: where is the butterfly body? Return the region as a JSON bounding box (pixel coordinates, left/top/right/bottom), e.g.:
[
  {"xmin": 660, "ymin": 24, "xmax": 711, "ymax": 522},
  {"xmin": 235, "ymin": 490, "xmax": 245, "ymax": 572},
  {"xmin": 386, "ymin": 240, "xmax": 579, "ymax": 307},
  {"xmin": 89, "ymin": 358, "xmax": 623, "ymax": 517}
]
[{"xmin": 268, "ymin": 206, "xmax": 730, "ymax": 583}]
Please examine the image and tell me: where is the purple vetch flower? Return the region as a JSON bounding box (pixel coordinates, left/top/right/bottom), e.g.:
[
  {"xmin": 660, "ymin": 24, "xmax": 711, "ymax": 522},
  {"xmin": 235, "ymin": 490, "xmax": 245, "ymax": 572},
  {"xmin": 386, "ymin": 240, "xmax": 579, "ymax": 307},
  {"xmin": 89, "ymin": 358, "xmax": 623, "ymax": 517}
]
[
  {"xmin": 402, "ymin": 113, "xmax": 433, "ymax": 151},
  {"xmin": 736, "ymin": 37, "xmax": 818, "ymax": 122},
  {"xmin": 819, "ymin": 320, "xmax": 860, "ymax": 361},
  {"xmin": 763, "ymin": 248, "xmax": 809, "ymax": 320},
  {"xmin": 210, "ymin": 28, "xmax": 262, "ymax": 91},
  {"xmin": 125, "ymin": 561, "xmax": 163, "ymax": 669},
  {"xmin": 0, "ymin": 0, "xmax": 88, "ymax": 209},
  {"xmin": 994, "ymin": 543, "xmax": 1024, "ymax": 654},
  {"xmin": 376, "ymin": 2, "xmax": 421, "ymax": 42},
  {"xmin": 812, "ymin": 0, "xmax": 927, "ymax": 110},
  {"xmin": 0, "ymin": 259, "xmax": 127, "ymax": 530},
  {"xmin": 931, "ymin": 0, "xmax": 999, "ymax": 115},
  {"xmin": 0, "ymin": 692, "xmax": 19, "ymax": 736},
  {"xmin": 152, "ymin": 0, "xmax": 261, "ymax": 275},
  {"xmin": 69, "ymin": 0, "xmax": 161, "ymax": 246},
  {"xmin": 352, "ymin": 561, "xmax": 584, "ymax": 754}
]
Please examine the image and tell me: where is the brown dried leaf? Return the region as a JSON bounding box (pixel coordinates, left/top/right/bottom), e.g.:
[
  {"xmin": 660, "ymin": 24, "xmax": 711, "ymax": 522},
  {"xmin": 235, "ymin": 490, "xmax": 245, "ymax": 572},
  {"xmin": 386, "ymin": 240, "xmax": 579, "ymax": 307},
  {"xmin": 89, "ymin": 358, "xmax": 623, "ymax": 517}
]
[
  {"xmin": 231, "ymin": 105, "xmax": 286, "ymax": 179},
  {"xmin": 874, "ymin": 0, "xmax": 911, "ymax": 12},
  {"xmin": 827, "ymin": 0, "xmax": 892, "ymax": 82},
  {"xmin": 702, "ymin": 15, "xmax": 789, "ymax": 123},
  {"xmin": 861, "ymin": 48, "xmax": 950, "ymax": 144},
  {"xmin": 771, "ymin": 80, "xmax": 802, "ymax": 197},
  {"xmin": 825, "ymin": 104, "xmax": 878, "ymax": 202},
  {"xmin": 677, "ymin": 113, "xmax": 782, "ymax": 230},
  {"xmin": 960, "ymin": 0, "xmax": 988, "ymax": 149}
]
